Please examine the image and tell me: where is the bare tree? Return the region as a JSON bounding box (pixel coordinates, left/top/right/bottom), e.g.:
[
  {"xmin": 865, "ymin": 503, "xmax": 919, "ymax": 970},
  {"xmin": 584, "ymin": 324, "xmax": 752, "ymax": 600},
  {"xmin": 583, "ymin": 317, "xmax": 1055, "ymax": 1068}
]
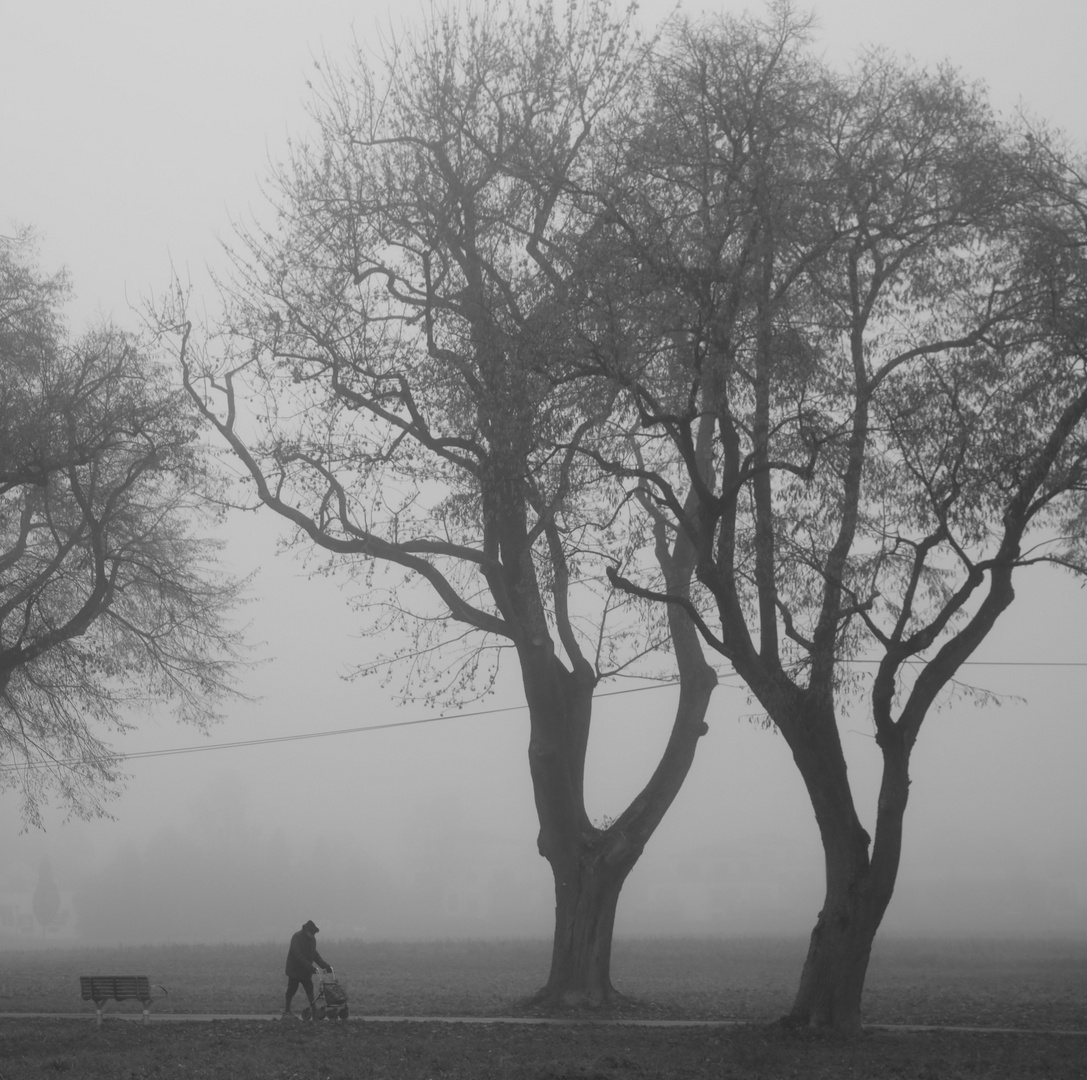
[
  {"xmin": 590, "ymin": 10, "xmax": 1087, "ymax": 1032},
  {"xmin": 163, "ymin": 1, "xmax": 716, "ymax": 1005},
  {"xmin": 0, "ymin": 231, "xmax": 245, "ymax": 828}
]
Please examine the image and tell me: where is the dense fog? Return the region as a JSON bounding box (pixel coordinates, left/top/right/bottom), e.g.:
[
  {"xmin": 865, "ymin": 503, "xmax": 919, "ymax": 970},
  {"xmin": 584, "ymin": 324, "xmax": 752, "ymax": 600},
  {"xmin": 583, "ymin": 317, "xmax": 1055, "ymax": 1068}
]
[
  {"xmin": 1, "ymin": 523, "xmax": 1084, "ymax": 947},
  {"xmin": 2, "ymin": 0, "xmax": 1087, "ymax": 949}
]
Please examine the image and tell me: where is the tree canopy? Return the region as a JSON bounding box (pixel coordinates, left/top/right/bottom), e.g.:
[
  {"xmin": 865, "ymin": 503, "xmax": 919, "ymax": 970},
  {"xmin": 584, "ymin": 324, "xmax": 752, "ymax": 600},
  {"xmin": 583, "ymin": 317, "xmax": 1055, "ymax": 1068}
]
[
  {"xmin": 166, "ymin": 0, "xmax": 716, "ymax": 1005},
  {"xmin": 587, "ymin": 8, "xmax": 1087, "ymax": 1031},
  {"xmin": 163, "ymin": 0, "xmax": 1087, "ymax": 1025},
  {"xmin": 0, "ymin": 231, "xmax": 245, "ymax": 827}
]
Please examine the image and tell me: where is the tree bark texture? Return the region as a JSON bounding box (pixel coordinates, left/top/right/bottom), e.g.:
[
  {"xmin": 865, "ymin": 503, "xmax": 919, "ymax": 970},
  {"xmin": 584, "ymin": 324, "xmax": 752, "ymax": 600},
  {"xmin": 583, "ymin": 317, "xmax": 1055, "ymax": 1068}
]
[
  {"xmin": 521, "ymin": 618, "xmax": 716, "ymax": 1007},
  {"xmin": 533, "ymin": 837, "xmax": 636, "ymax": 1006},
  {"xmin": 784, "ymin": 712, "xmax": 912, "ymax": 1033},
  {"xmin": 787, "ymin": 833, "xmax": 884, "ymax": 1034}
]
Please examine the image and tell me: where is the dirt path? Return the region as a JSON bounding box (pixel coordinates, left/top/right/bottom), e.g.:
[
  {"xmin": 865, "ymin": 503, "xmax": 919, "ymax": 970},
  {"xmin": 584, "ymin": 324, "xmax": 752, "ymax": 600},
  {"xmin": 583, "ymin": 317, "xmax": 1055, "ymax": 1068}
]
[{"xmin": 3, "ymin": 1012, "xmax": 1086, "ymax": 1035}]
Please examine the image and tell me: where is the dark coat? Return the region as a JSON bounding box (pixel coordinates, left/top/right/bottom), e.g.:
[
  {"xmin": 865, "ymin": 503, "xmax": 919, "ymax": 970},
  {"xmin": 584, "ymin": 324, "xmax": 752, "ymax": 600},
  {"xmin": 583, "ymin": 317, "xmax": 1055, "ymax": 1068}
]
[{"xmin": 285, "ymin": 927, "xmax": 327, "ymax": 979}]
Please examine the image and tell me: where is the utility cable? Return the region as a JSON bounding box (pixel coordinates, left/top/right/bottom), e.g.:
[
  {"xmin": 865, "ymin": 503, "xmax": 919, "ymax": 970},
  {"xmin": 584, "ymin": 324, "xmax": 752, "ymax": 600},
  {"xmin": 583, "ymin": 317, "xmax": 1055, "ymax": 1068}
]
[
  {"xmin": 1, "ymin": 660, "xmax": 1082, "ymax": 772},
  {"xmin": 0, "ymin": 681, "xmax": 680, "ymax": 772}
]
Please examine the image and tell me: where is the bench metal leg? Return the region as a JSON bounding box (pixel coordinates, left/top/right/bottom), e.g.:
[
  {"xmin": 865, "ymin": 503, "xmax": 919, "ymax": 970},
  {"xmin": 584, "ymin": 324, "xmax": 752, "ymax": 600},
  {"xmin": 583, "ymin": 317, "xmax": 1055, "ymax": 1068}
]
[{"xmin": 94, "ymin": 1002, "xmax": 104, "ymax": 1026}]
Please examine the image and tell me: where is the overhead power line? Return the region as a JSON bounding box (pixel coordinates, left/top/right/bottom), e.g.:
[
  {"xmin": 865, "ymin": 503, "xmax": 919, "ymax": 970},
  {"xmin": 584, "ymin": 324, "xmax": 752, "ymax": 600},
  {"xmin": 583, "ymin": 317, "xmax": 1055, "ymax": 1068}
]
[
  {"xmin": 0, "ymin": 682, "xmax": 678, "ymax": 773},
  {"xmin": 2, "ymin": 660, "xmax": 1083, "ymax": 773}
]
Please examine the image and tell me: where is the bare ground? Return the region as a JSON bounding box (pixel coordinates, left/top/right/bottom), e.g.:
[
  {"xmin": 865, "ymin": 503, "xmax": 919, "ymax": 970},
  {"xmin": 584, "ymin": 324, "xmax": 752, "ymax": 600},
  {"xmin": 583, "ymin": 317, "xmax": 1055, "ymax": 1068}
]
[
  {"xmin": 3, "ymin": 1016, "xmax": 1086, "ymax": 1079},
  {"xmin": 0, "ymin": 938, "xmax": 1084, "ymax": 1078}
]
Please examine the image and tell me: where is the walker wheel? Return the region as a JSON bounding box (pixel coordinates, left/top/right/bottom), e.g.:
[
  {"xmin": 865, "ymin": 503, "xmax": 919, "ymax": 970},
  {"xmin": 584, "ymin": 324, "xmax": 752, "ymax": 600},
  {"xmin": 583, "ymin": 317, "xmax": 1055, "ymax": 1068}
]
[{"xmin": 339, "ymin": 1007, "xmax": 348, "ymax": 1019}]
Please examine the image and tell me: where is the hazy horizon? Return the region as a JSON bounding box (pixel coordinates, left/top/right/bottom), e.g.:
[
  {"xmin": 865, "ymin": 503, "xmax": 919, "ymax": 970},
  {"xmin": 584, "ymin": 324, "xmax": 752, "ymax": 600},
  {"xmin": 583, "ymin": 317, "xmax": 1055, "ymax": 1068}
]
[{"xmin": 2, "ymin": 544, "xmax": 1084, "ymax": 948}]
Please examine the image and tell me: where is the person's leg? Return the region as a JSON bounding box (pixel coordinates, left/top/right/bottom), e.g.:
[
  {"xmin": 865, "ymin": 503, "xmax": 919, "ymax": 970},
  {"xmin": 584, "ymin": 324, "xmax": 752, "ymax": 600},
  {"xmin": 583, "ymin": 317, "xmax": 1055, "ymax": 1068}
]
[{"xmin": 284, "ymin": 977, "xmax": 301, "ymax": 1017}]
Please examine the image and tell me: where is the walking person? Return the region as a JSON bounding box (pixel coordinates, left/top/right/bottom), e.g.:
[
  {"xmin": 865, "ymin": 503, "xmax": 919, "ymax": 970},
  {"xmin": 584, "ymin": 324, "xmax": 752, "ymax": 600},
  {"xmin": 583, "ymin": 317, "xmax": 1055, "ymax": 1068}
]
[{"xmin": 282, "ymin": 919, "xmax": 332, "ymax": 1020}]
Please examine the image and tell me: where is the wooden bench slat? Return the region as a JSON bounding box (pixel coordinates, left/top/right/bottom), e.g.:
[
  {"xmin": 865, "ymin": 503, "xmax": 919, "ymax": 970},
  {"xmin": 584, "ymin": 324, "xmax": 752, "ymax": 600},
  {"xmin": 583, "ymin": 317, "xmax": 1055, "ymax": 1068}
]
[
  {"xmin": 80, "ymin": 975, "xmax": 151, "ymax": 1001},
  {"xmin": 79, "ymin": 975, "xmax": 167, "ymax": 1024}
]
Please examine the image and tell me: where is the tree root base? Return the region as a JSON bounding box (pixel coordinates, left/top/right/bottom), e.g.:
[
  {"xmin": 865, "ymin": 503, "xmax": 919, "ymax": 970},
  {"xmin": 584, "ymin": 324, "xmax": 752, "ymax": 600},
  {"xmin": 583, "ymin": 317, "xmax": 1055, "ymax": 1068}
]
[
  {"xmin": 776, "ymin": 1013, "xmax": 868, "ymax": 1040},
  {"xmin": 514, "ymin": 988, "xmax": 696, "ymax": 1021}
]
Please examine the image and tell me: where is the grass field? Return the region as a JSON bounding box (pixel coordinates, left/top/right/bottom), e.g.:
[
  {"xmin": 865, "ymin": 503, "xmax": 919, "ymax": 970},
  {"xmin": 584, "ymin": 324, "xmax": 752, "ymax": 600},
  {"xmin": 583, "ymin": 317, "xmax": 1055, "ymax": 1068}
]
[{"xmin": 0, "ymin": 937, "xmax": 1085, "ymax": 1078}]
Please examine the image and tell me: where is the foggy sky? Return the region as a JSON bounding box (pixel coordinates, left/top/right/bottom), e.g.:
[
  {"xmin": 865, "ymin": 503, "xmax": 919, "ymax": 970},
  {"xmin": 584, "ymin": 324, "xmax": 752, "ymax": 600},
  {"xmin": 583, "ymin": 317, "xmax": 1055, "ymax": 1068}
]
[{"xmin": 1, "ymin": 0, "xmax": 1086, "ymax": 947}]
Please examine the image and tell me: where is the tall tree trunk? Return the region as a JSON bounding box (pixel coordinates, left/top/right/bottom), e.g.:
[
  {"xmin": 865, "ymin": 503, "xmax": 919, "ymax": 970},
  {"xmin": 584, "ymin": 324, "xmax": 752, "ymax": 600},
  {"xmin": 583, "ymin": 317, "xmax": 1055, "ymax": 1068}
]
[
  {"xmin": 787, "ymin": 830, "xmax": 882, "ymax": 1034},
  {"xmin": 532, "ymin": 835, "xmax": 637, "ymax": 1006},
  {"xmin": 521, "ymin": 608, "xmax": 716, "ymax": 1008},
  {"xmin": 786, "ymin": 724, "xmax": 912, "ymax": 1033}
]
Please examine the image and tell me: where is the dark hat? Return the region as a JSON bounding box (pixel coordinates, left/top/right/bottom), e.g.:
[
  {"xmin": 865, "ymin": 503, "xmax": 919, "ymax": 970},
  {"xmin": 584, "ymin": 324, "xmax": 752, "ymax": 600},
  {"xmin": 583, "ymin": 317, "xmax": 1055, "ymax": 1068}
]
[{"xmin": 303, "ymin": 920, "xmax": 319, "ymax": 934}]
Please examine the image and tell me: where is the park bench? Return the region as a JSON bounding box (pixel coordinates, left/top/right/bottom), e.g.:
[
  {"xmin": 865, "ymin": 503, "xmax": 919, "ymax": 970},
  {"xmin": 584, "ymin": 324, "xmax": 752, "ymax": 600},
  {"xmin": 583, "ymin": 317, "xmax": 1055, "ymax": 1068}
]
[{"xmin": 79, "ymin": 975, "xmax": 168, "ymax": 1024}]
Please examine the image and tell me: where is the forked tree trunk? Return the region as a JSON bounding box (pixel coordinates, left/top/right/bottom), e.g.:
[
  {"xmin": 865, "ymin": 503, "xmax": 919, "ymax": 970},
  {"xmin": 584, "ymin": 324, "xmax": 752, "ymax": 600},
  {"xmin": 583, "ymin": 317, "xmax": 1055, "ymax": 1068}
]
[
  {"xmin": 531, "ymin": 839, "xmax": 637, "ymax": 1006},
  {"xmin": 520, "ymin": 605, "xmax": 716, "ymax": 1009},
  {"xmin": 787, "ymin": 570, "xmax": 1017, "ymax": 1031},
  {"xmin": 786, "ymin": 728, "xmax": 911, "ymax": 1033}
]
